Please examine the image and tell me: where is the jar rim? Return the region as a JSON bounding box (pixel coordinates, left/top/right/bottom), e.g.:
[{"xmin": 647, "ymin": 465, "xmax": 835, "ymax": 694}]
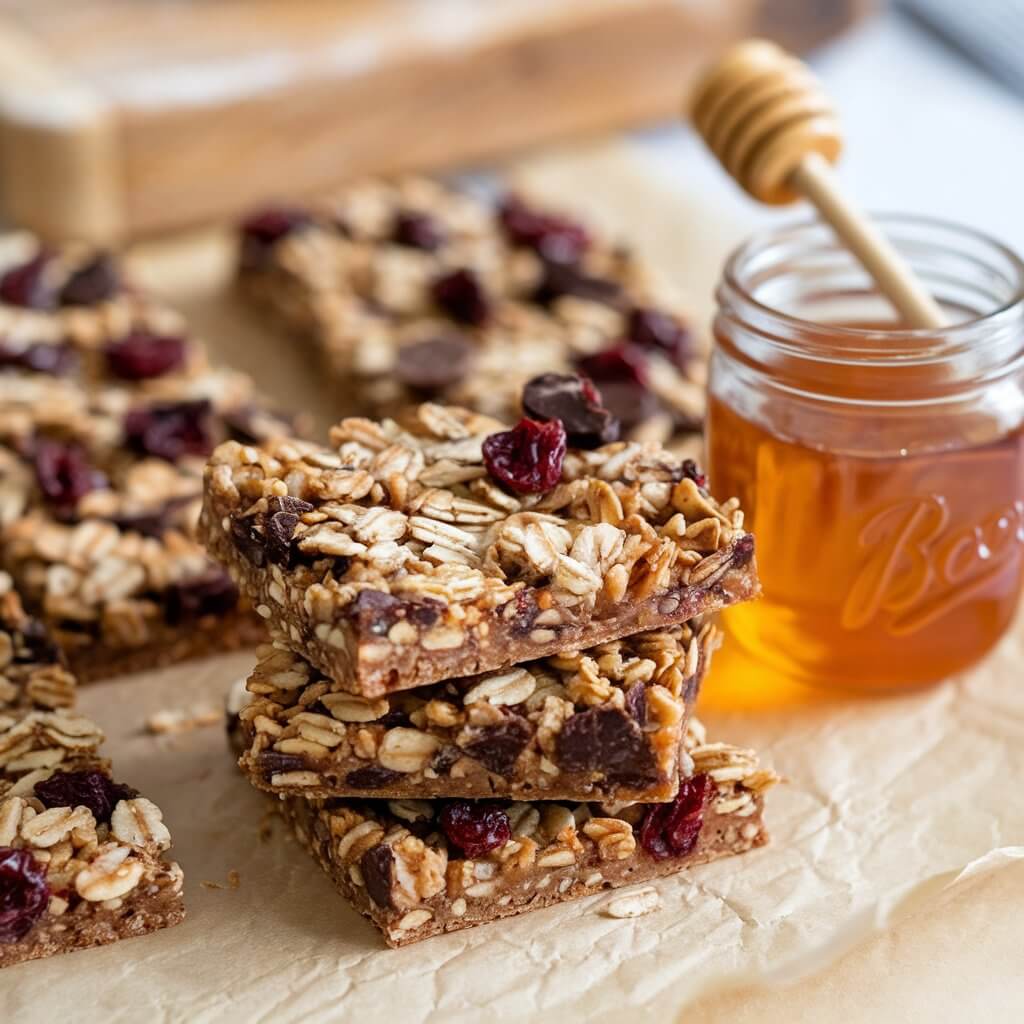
[{"xmin": 721, "ymin": 213, "xmax": 1024, "ymax": 351}]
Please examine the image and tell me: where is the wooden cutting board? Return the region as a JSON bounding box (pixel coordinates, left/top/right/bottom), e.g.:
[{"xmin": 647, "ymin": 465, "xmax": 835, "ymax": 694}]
[{"xmin": 0, "ymin": 0, "xmax": 872, "ymax": 243}]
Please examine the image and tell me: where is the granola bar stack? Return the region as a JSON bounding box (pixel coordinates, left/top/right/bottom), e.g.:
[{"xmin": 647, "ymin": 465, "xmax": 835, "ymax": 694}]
[
  {"xmin": 236, "ymin": 177, "xmax": 705, "ymax": 451},
  {"xmin": 0, "ymin": 240, "xmax": 297, "ymax": 680},
  {"xmin": 204, "ymin": 382, "xmax": 778, "ymax": 946}
]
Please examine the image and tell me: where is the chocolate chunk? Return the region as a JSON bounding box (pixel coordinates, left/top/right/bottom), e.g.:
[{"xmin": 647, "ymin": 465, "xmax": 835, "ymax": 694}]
[
  {"xmin": 430, "ymin": 745, "xmax": 462, "ymax": 777},
  {"xmin": 344, "ymin": 765, "xmax": 404, "ymax": 789},
  {"xmin": 259, "ymin": 751, "xmax": 308, "ymax": 780},
  {"xmin": 360, "ymin": 845, "xmax": 395, "ymax": 909},
  {"xmin": 593, "ymin": 379, "xmax": 661, "ymax": 431},
  {"xmin": 532, "ymin": 261, "xmax": 623, "ymax": 307},
  {"xmin": 624, "ymin": 682, "xmax": 647, "ymax": 729},
  {"xmin": 406, "ymin": 599, "xmax": 443, "ymax": 628},
  {"xmin": 230, "ymin": 515, "xmax": 266, "ymax": 567},
  {"xmin": 459, "ymin": 711, "xmax": 532, "ymax": 777},
  {"xmin": 59, "ymin": 253, "xmax": 121, "ymax": 306},
  {"xmin": 267, "ymin": 495, "xmax": 314, "ymax": 517},
  {"xmin": 165, "ymin": 570, "xmax": 238, "ymax": 625},
  {"xmin": 555, "ymin": 706, "xmax": 657, "ymax": 783},
  {"xmin": 521, "ymin": 373, "xmax": 619, "ymax": 449},
  {"xmin": 395, "ymin": 336, "xmax": 473, "ymax": 394},
  {"xmin": 265, "ymin": 511, "xmax": 299, "ymax": 567}
]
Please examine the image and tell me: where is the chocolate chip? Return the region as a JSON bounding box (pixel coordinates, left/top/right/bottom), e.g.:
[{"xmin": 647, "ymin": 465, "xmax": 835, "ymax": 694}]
[
  {"xmin": 521, "ymin": 373, "xmax": 619, "ymax": 449},
  {"xmin": 555, "ymin": 706, "xmax": 657, "ymax": 783},
  {"xmin": 459, "ymin": 712, "xmax": 532, "ymax": 777},
  {"xmin": 344, "ymin": 765, "xmax": 404, "ymax": 789},
  {"xmin": 395, "ymin": 336, "xmax": 473, "ymax": 394},
  {"xmin": 532, "ymin": 262, "xmax": 623, "ymax": 307},
  {"xmin": 259, "ymin": 751, "xmax": 308, "ymax": 780},
  {"xmin": 230, "ymin": 516, "xmax": 266, "ymax": 568},
  {"xmin": 265, "ymin": 511, "xmax": 300, "ymax": 567},
  {"xmin": 165, "ymin": 570, "xmax": 238, "ymax": 626},
  {"xmin": 360, "ymin": 844, "xmax": 395, "ymax": 909},
  {"xmin": 624, "ymin": 682, "xmax": 647, "ymax": 729},
  {"xmin": 430, "ymin": 745, "xmax": 462, "ymax": 776},
  {"xmin": 267, "ymin": 495, "xmax": 314, "ymax": 517},
  {"xmin": 59, "ymin": 253, "xmax": 121, "ymax": 306},
  {"xmin": 593, "ymin": 379, "xmax": 661, "ymax": 431},
  {"xmin": 406, "ymin": 599, "xmax": 443, "ymax": 629}
]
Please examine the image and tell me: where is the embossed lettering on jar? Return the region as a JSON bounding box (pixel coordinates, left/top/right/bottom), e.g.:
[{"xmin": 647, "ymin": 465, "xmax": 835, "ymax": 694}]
[{"xmin": 708, "ymin": 217, "xmax": 1024, "ymax": 689}]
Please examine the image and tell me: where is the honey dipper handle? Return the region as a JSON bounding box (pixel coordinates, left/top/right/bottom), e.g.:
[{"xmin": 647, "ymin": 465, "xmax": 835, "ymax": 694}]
[{"xmin": 791, "ymin": 154, "xmax": 947, "ymax": 329}]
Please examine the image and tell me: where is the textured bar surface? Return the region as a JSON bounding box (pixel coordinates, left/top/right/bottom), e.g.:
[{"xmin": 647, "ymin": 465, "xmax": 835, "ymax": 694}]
[
  {"xmin": 236, "ymin": 177, "xmax": 705, "ymax": 447},
  {"xmin": 280, "ymin": 720, "xmax": 778, "ymax": 947},
  {"xmin": 201, "ymin": 403, "xmax": 757, "ymax": 697},
  {"xmin": 0, "ymin": 708, "xmax": 185, "ymax": 968},
  {"xmin": 239, "ymin": 620, "xmax": 718, "ymax": 802}
]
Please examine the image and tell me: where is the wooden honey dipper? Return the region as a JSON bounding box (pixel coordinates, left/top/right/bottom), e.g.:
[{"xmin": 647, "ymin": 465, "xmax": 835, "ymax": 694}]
[{"xmin": 690, "ymin": 39, "xmax": 947, "ymax": 329}]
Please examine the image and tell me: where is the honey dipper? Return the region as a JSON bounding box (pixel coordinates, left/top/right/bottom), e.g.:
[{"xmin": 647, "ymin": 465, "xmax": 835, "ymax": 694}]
[{"xmin": 690, "ymin": 39, "xmax": 948, "ymax": 329}]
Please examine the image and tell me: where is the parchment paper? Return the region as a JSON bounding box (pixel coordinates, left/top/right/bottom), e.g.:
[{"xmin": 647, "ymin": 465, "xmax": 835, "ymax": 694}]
[{"xmin": 3, "ymin": 144, "xmax": 1022, "ymax": 1022}]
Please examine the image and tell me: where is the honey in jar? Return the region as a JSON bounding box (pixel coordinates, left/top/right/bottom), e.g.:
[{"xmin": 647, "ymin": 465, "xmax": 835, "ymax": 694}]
[{"xmin": 707, "ymin": 216, "xmax": 1024, "ymax": 690}]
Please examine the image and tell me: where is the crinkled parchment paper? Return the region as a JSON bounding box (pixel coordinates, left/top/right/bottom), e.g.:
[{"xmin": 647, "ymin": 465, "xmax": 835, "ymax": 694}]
[{"xmin": 4, "ymin": 144, "xmax": 1023, "ymax": 1022}]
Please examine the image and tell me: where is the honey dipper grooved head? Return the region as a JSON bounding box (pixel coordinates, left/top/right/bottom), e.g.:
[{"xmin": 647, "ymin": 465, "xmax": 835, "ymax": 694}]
[{"xmin": 689, "ymin": 39, "xmax": 842, "ymax": 205}]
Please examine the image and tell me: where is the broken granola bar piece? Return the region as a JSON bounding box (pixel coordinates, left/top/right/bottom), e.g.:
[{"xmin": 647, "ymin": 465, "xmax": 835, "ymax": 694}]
[
  {"xmin": 200, "ymin": 402, "xmax": 758, "ymax": 697},
  {"xmin": 238, "ymin": 621, "xmax": 718, "ymax": 802},
  {"xmin": 0, "ymin": 708, "xmax": 185, "ymax": 967},
  {"xmin": 279, "ymin": 719, "xmax": 778, "ymax": 947}
]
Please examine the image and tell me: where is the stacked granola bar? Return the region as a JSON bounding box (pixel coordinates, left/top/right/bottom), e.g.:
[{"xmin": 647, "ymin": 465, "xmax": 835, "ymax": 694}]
[
  {"xmin": 236, "ymin": 178, "xmax": 705, "ymax": 449},
  {"xmin": 203, "ymin": 384, "xmax": 777, "ymax": 946},
  {"xmin": 0, "ymin": 238, "xmax": 296, "ymax": 680}
]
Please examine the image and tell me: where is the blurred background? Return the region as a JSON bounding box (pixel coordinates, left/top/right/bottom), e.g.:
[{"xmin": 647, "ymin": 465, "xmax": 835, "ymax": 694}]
[{"xmin": 0, "ymin": 0, "xmax": 1022, "ymax": 252}]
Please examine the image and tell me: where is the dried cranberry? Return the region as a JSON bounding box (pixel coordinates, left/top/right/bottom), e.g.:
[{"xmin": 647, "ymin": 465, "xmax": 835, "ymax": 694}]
[
  {"xmin": 498, "ymin": 194, "xmax": 590, "ymax": 264},
  {"xmin": 440, "ymin": 802, "xmax": 511, "ymax": 858},
  {"xmin": 165, "ymin": 570, "xmax": 238, "ymax": 625},
  {"xmin": 395, "ymin": 336, "xmax": 473, "ymax": 393},
  {"xmin": 681, "ymin": 458, "xmax": 706, "ymax": 488},
  {"xmin": 577, "ymin": 344, "xmax": 648, "ymax": 388},
  {"xmin": 106, "ymin": 331, "xmax": 186, "ymax": 380},
  {"xmin": 431, "ymin": 268, "xmax": 490, "ymax": 326},
  {"xmin": 458, "ymin": 712, "xmax": 532, "ymax": 777},
  {"xmin": 482, "ymin": 417, "xmax": 566, "ymax": 495},
  {"xmin": 638, "ymin": 773, "xmax": 712, "ymax": 861},
  {"xmin": 59, "ymin": 253, "xmax": 121, "ymax": 306},
  {"xmin": 532, "ymin": 261, "xmax": 622, "ymax": 307},
  {"xmin": 731, "ymin": 534, "xmax": 755, "ymax": 568},
  {"xmin": 555, "ymin": 706, "xmax": 657, "ymax": 784},
  {"xmin": 0, "ymin": 253, "xmax": 55, "ymax": 310},
  {"xmin": 33, "ymin": 439, "xmax": 106, "ymax": 513},
  {"xmin": 34, "ymin": 771, "xmax": 136, "ymax": 824},
  {"xmin": 521, "ymin": 373, "xmax": 619, "ymax": 449},
  {"xmin": 507, "ymin": 588, "xmax": 540, "ymax": 636},
  {"xmin": 258, "ymin": 751, "xmax": 309, "ymax": 779},
  {"xmin": 626, "ymin": 307, "xmax": 692, "ymax": 368},
  {"xmin": 0, "ymin": 847, "xmax": 49, "ymax": 943},
  {"xmin": 0, "ymin": 341, "xmax": 77, "ymax": 376},
  {"xmin": 239, "ymin": 207, "xmax": 312, "ymax": 269},
  {"xmin": 392, "ymin": 210, "xmax": 447, "ymax": 251},
  {"xmin": 124, "ymin": 400, "xmax": 214, "ymax": 461},
  {"xmin": 361, "ymin": 844, "xmax": 395, "ymax": 909}
]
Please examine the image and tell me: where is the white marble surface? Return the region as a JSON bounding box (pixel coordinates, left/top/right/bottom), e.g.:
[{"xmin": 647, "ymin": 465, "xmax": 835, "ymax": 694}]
[{"xmin": 633, "ymin": 8, "xmax": 1024, "ymax": 255}]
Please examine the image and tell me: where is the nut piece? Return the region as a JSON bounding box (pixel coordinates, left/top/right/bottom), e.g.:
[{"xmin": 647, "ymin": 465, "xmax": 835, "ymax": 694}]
[
  {"xmin": 321, "ymin": 692, "xmax": 390, "ymax": 723},
  {"xmin": 75, "ymin": 845, "xmax": 145, "ymax": 902},
  {"xmin": 583, "ymin": 817, "xmax": 637, "ymax": 861},
  {"xmin": 377, "ymin": 728, "xmax": 441, "ymax": 773},
  {"xmin": 21, "ymin": 805, "xmax": 94, "ymax": 849},
  {"xmin": 111, "ymin": 797, "xmax": 172, "ymax": 851},
  {"xmin": 602, "ymin": 885, "xmax": 661, "ymax": 919}
]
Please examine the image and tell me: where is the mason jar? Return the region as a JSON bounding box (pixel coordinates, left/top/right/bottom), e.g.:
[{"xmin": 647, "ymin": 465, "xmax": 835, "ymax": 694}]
[{"xmin": 707, "ymin": 215, "xmax": 1024, "ymax": 690}]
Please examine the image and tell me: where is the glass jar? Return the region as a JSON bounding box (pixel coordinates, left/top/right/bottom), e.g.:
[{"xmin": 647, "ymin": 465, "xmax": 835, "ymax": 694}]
[{"xmin": 707, "ymin": 215, "xmax": 1024, "ymax": 691}]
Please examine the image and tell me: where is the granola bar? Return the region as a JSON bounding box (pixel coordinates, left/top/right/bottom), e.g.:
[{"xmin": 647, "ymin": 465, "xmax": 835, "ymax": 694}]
[
  {"xmin": 238, "ymin": 620, "xmax": 718, "ymax": 803},
  {"xmin": 236, "ymin": 177, "xmax": 705, "ymax": 446},
  {"xmin": 200, "ymin": 401, "xmax": 758, "ymax": 698},
  {"xmin": 0, "ymin": 368, "xmax": 289, "ymax": 680},
  {"xmin": 0, "ymin": 574, "xmax": 75, "ymax": 713},
  {"xmin": 0, "ymin": 709, "xmax": 185, "ymax": 967},
  {"xmin": 0, "ymin": 239, "xmax": 207, "ymax": 389},
  {"xmin": 280, "ymin": 720, "xmax": 778, "ymax": 947}
]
